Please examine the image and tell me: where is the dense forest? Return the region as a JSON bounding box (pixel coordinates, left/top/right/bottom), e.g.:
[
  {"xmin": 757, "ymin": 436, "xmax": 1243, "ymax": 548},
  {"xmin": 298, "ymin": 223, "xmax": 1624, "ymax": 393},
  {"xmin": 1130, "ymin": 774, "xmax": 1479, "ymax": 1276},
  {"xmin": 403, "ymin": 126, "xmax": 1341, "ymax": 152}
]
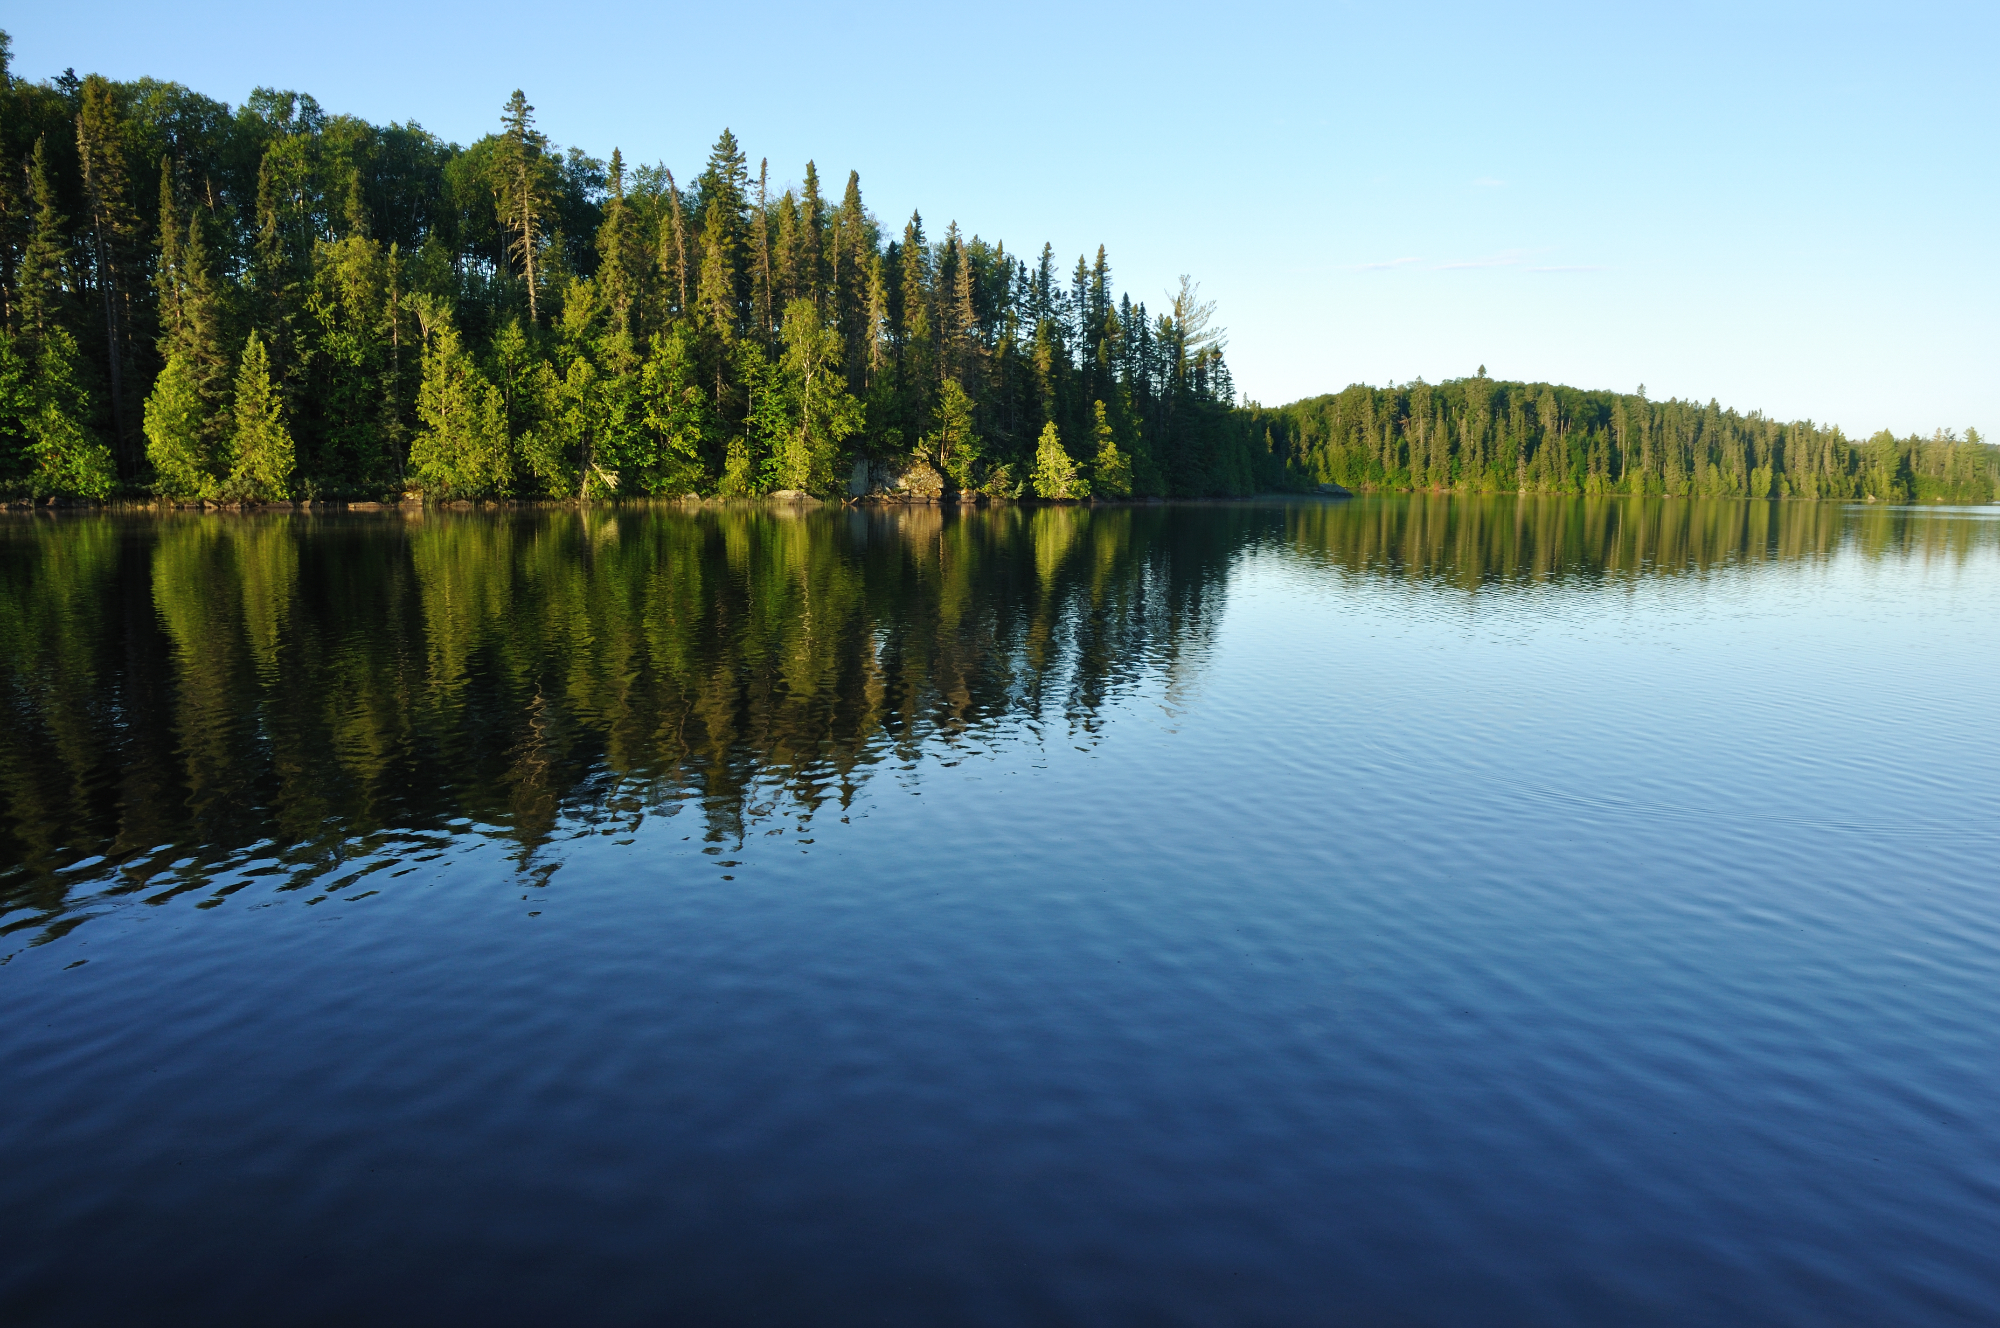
[
  {"xmin": 0, "ymin": 34, "xmax": 1250, "ymax": 505},
  {"xmin": 1252, "ymin": 377, "xmax": 1997, "ymax": 504},
  {"xmin": 0, "ymin": 33, "xmax": 1991, "ymax": 507}
]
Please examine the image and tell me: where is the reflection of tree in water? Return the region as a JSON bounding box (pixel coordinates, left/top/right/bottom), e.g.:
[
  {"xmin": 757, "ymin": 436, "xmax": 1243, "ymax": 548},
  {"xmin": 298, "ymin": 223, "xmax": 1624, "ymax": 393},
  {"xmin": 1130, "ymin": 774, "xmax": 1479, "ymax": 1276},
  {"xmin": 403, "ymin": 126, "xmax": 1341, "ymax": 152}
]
[
  {"xmin": 0, "ymin": 505, "xmax": 1237, "ymax": 937},
  {"xmin": 8, "ymin": 497, "xmax": 1989, "ymax": 941},
  {"xmin": 1279, "ymin": 495, "xmax": 2000, "ymax": 589}
]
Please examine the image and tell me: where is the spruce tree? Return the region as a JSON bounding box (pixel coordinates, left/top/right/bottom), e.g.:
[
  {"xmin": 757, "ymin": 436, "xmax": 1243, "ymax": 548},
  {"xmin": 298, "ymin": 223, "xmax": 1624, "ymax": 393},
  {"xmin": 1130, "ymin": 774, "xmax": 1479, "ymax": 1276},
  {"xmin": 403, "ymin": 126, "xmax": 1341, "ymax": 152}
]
[
  {"xmin": 1090, "ymin": 400, "xmax": 1130, "ymax": 497},
  {"xmin": 659, "ymin": 168, "xmax": 691, "ymax": 317},
  {"xmin": 637, "ymin": 322, "xmax": 712, "ymax": 493},
  {"xmin": 225, "ymin": 332, "xmax": 295, "ymax": 500},
  {"xmin": 831, "ymin": 170, "xmax": 870, "ymax": 387},
  {"xmin": 697, "ymin": 196, "xmax": 739, "ymax": 338},
  {"xmin": 693, "ymin": 130, "xmax": 749, "ymax": 333},
  {"xmin": 17, "ymin": 138, "xmax": 69, "ymax": 352},
  {"xmin": 774, "ymin": 191, "xmax": 800, "ymax": 309},
  {"xmin": 751, "ymin": 158, "xmax": 773, "ymax": 340},
  {"xmin": 493, "ymin": 91, "xmax": 554, "ymax": 323},
  {"xmin": 0, "ymin": 337, "xmax": 32, "ymax": 492},
  {"xmin": 144, "ymin": 350, "xmax": 216, "ymax": 499},
  {"xmin": 924, "ymin": 378, "xmax": 979, "ymax": 491},
  {"xmin": 596, "ymin": 148, "xmax": 645, "ymax": 340},
  {"xmin": 409, "ymin": 319, "xmax": 512, "ymax": 498},
  {"xmin": 26, "ymin": 327, "xmax": 117, "ymax": 499},
  {"xmin": 147, "ymin": 178, "xmax": 233, "ymax": 497},
  {"xmin": 13, "ymin": 139, "xmax": 116, "ymax": 499},
  {"xmin": 796, "ymin": 161, "xmax": 824, "ymax": 312},
  {"xmin": 75, "ymin": 75, "xmax": 141, "ymax": 476},
  {"xmin": 772, "ymin": 298, "xmax": 861, "ymax": 493},
  {"xmin": 897, "ymin": 212, "xmax": 934, "ymax": 436},
  {"xmin": 1032, "ymin": 420, "xmax": 1083, "ymax": 499}
]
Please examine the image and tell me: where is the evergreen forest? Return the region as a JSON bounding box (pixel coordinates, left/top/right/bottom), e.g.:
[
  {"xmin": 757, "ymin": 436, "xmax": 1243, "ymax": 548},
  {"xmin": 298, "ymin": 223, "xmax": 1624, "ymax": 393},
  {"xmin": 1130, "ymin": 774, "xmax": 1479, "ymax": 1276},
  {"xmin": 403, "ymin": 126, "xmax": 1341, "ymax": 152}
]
[
  {"xmin": 1252, "ymin": 378, "xmax": 1996, "ymax": 504},
  {"xmin": 1, "ymin": 33, "xmax": 1992, "ymax": 506}
]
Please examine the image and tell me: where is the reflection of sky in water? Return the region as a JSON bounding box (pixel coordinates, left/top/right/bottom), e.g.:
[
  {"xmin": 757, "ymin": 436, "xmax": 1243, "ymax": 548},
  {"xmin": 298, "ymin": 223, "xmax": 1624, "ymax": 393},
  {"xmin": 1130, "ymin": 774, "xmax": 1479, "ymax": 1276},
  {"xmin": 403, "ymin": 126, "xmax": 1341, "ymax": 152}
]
[{"xmin": 2, "ymin": 497, "xmax": 1999, "ymax": 1322}]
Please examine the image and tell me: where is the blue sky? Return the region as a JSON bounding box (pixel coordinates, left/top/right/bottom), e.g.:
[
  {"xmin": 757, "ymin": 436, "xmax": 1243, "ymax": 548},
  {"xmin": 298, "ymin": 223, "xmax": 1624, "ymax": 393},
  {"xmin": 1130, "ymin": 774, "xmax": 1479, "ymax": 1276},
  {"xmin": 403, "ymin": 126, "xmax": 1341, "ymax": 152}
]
[{"xmin": 12, "ymin": 1, "xmax": 1994, "ymax": 437}]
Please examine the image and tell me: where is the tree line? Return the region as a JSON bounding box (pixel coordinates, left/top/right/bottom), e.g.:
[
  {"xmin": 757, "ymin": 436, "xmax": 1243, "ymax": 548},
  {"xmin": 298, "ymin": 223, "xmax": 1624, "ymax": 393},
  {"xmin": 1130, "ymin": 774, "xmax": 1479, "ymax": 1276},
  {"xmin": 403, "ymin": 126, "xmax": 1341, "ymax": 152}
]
[
  {"xmin": 3, "ymin": 34, "xmax": 1989, "ymax": 508},
  {"xmin": 1250, "ymin": 375, "xmax": 1996, "ymax": 504},
  {"xmin": 0, "ymin": 36, "xmax": 1254, "ymax": 505}
]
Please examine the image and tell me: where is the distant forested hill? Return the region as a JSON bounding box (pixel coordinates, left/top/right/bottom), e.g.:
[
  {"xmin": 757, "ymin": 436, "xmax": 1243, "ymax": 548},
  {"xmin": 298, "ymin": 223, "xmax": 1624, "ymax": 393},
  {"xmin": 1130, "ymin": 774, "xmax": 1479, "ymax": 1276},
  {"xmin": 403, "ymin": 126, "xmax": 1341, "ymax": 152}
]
[{"xmin": 1245, "ymin": 379, "xmax": 1997, "ymax": 503}]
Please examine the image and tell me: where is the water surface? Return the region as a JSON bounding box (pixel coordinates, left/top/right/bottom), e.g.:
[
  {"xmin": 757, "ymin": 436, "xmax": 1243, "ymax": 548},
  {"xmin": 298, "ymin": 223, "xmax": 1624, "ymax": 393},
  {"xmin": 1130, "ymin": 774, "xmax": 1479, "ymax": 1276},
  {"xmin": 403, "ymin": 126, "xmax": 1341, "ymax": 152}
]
[{"xmin": 4, "ymin": 497, "xmax": 1997, "ymax": 1324}]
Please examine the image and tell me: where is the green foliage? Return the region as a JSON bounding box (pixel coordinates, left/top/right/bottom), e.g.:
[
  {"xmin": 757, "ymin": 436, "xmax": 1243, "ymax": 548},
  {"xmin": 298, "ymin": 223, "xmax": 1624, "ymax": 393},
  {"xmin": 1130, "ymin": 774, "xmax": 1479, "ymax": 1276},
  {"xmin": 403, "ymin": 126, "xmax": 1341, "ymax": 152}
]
[
  {"xmin": 26, "ymin": 330, "xmax": 118, "ymax": 499},
  {"xmin": 492, "ymin": 90, "xmax": 556, "ymax": 323},
  {"xmin": 1255, "ymin": 380, "xmax": 2000, "ymax": 505},
  {"xmin": 1033, "ymin": 421, "xmax": 1086, "ymax": 500},
  {"xmin": 0, "ymin": 336, "xmax": 35, "ymax": 492},
  {"xmin": 1090, "ymin": 400, "xmax": 1131, "ymax": 498},
  {"xmin": 718, "ymin": 435, "xmax": 756, "ymax": 496},
  {"xmin": 408, "ymin": 320, "xmax": 511, "ymax": 498},
  {"xmin": 224, "ymin": 333, "xmax": 295, "ymax": 500},
  {"xmin": 773, "ymin": 299, "xmax": 862, "ymax": 494},
  {"xmin": 635, "ymin": 324, "xmax": 713, "ymax": 494},
  {"xmin": 144, "ymin": 351, "xmax": 221, "ymax": 498},
  {"xmin": 924, "ymin": 378, "xmax": 979, "ymax": 491}
]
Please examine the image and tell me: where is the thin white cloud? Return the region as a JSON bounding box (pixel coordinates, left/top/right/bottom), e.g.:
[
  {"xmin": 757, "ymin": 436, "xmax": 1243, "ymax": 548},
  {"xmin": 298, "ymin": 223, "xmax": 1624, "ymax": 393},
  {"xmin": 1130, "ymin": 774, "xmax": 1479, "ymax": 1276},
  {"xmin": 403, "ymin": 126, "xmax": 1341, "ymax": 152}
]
[
  {"xmin": 1434, "ymin": 250, "xmax": 1526, "ymax": 270},
  {"xmin": 1356, "ymin": 256, "xmax": 1423, "ymax": 271}
]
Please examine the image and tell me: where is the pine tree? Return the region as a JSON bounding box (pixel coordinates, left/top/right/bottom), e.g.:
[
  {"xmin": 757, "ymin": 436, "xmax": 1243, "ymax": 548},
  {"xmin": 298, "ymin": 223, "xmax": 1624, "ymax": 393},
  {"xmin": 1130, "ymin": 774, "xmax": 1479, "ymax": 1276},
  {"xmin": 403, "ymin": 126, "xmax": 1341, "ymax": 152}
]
[{"xmin": 224, "ymin": 332, "xmax": 295, "ymax": 500}]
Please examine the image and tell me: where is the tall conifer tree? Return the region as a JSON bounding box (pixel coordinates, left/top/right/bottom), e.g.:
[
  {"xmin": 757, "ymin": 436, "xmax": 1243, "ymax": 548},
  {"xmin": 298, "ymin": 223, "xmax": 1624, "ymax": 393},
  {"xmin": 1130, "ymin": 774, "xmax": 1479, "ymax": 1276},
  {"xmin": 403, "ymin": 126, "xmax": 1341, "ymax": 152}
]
[
  {"xmin": 226, "ymin": 331, "xmax": 295, "ymax": 500},
  {"xmin": 493, "ymin": 91, "xmax": 553, "ymax": 323},
  {"xmin": 75, "ymin": 75, "xmax": 141, "ymax": 477}
]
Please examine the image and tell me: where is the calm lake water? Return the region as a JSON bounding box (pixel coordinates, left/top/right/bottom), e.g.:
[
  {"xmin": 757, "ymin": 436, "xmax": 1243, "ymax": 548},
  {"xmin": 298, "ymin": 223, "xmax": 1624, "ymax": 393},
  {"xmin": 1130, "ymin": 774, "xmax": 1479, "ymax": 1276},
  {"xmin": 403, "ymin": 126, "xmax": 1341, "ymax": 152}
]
[{"xmin": 3, "ymin": 496, "xmax": 1998, "ymax": 1325}]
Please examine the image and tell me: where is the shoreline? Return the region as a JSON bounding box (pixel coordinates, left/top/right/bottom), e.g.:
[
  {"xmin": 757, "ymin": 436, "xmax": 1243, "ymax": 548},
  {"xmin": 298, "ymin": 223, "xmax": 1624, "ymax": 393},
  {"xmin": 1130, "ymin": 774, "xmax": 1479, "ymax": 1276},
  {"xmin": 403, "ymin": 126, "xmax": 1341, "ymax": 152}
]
[{"xmin": 9, "ymin": 486, "xmax": 1989, "ymax": 517}]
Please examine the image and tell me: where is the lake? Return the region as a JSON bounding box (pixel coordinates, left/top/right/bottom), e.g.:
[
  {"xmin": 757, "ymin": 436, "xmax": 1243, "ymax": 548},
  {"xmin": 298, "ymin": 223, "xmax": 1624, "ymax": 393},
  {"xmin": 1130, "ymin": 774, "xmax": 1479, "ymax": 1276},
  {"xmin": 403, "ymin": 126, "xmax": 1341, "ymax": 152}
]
[{"xmin": 3, "ymin": 496, "xmax": 1997, "ymax": 1325}]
